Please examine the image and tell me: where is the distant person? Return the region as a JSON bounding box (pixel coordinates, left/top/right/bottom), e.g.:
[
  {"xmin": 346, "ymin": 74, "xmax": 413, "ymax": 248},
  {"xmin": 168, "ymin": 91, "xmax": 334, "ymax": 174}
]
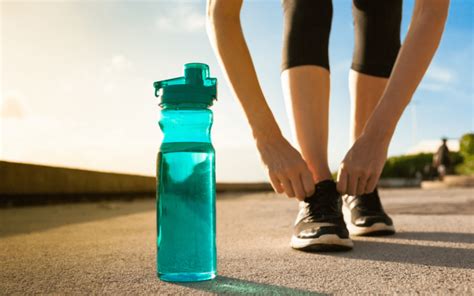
[
  {"xmin": 207, "ymin": 0, "xmax": 449, "ymax": 251},
  {"xmin": 433, "ymin": 138, "xmax": 452, "ymax": 180}
]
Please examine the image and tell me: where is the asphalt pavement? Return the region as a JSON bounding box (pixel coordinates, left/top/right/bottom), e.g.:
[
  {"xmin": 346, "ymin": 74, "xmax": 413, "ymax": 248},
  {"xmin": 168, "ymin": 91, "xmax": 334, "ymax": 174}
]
[{"xmin": 1, "ymin": 188, "xmax": 473, "ymax": 295}]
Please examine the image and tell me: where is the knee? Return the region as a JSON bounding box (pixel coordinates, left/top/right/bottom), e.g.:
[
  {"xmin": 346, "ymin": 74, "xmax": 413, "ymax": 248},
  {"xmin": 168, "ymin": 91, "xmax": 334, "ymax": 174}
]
[
  {"xmin": 351, "ymin": 0, "xmax": 402, "ymax": 78},
  {"xmin": 281, "ymin": 0, "xmax": 333, "ymax": 72}
]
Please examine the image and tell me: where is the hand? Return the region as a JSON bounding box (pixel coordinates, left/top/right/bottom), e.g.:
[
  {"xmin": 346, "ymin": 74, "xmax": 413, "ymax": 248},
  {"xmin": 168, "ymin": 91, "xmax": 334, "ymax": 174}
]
[
  {"xmin": 337, "ymin": 134, "xmax": 389, "ymax": 196},
  {"xmin": 256, "ymin": 136, "xmax": 315, "ymax": 200}
]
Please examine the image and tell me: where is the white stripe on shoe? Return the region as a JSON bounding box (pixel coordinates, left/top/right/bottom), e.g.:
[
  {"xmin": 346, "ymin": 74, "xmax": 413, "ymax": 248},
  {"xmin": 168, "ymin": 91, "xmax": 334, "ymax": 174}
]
[
  {"xmin": 342, "ymin": 202, "xmax": 395, "ymax": 236},
  {"xmin": 290, "ymin": 234, "xmax": 354, "ymax": 250}
]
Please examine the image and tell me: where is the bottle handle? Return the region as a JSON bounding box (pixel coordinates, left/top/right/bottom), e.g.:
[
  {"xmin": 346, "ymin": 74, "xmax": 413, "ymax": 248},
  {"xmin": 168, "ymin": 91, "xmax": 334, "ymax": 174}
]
[{"xmin": 153, "ymin": 77, "xmax": 185, "ymax": 97}]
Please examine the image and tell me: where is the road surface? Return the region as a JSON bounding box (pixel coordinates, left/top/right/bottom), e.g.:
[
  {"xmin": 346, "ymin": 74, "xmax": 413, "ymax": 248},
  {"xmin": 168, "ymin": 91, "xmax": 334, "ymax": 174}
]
[{"xmin": 1, "ymin": 188, "xmax": 473, "ymax": 295}]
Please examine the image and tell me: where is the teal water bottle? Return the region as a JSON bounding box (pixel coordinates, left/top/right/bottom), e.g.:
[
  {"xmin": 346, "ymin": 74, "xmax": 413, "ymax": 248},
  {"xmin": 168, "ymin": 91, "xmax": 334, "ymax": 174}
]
[{"xmin": 153, "ymin": 63, "xmax": 217, "ymax": 282}]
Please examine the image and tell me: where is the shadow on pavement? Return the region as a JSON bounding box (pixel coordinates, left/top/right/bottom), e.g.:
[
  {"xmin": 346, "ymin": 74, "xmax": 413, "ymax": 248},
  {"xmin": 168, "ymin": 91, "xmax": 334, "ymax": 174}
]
[
  {"xmin": 334, "ymin": 240, "xmax": 474, "ymax": 269},
  {"xmin": 393, "ymin": 231, "xmax": 474, "ymax": 244},
  {"xmin": 177, "ymin": 276, "xmax": 325, "ymax": 295},
  {"xmin": 0, "ymin": 198, "xmax": 154, "ymax": 238}
]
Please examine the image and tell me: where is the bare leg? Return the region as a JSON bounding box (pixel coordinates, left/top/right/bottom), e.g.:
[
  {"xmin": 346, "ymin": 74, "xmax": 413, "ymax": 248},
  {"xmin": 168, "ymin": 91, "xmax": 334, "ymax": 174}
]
[
  {"xmin": 349, "ymin": 70, "xmax": 388, "ymax": 144},
  {"xmin": 281, "ymin": 65, "xmax": 332, "ymax": 183}
]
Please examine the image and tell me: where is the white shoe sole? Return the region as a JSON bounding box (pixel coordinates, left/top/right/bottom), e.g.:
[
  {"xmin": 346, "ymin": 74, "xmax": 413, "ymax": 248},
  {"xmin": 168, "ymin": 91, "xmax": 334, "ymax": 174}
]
[
  {"xmin": 346, "ymin": 222, "xmax": 395, "ymax": 236},
  {"xmin": 342, "ymin": 204, "xmax": 395, "ymax": 236},
  {"xmin": 290, "ymin": 234, "xmax": 353, "ymax": 251}
]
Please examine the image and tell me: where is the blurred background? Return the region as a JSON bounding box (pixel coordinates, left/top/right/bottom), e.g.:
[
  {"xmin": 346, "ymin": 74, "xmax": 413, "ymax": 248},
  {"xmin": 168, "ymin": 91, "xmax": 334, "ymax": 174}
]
[
  {"xmin": 1, "ymin": 0, "xmax": 473, "ymax": 187},
  {"xmin": 1, "ymin": 2, "xmax": 473, "ymax": 293}
]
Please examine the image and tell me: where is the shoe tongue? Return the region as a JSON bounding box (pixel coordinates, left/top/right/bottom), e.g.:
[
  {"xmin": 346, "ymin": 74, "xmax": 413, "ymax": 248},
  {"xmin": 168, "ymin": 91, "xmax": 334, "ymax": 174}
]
[
  {"xmin": 360, "ymin": 187, "xmax": 379, "ymax": 200},
  {"xmin": 359, "ymin": 188, "xmax": 383, "ymax": 211},
  {"xmin": 315, "ymin": 179, "xmax": 337, "ymax": 192},
  {"xmin": 304, "ymin": 180, "xmax": 337, "ymax": 203}
]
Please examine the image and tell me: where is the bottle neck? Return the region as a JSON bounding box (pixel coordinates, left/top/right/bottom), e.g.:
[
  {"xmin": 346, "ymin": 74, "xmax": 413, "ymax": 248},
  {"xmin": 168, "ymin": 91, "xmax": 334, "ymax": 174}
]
[{"xmin": 159, "ymin": 109, "xmax": 213, "ymax": 144}]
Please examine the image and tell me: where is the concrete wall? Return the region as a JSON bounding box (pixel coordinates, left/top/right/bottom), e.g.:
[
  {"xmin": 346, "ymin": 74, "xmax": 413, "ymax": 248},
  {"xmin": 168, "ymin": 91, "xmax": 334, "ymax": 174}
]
[
  {"xmin": 0, "ymin": 161, "xmax": 156, "ymax": 195},
  {"xmin": 0, "ymin": 161, "xmax": 272, "ymax": 206}
]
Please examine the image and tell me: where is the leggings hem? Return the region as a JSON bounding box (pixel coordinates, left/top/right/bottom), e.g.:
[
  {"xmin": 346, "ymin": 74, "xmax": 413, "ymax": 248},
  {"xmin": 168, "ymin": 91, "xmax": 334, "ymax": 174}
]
[
  {"xmin": 281, "ymin": 62, "xmax": 330, "ymax": 73},
  {"xmin": 351, "ymin": 63, "xmax": 392, "ymax": 78}
]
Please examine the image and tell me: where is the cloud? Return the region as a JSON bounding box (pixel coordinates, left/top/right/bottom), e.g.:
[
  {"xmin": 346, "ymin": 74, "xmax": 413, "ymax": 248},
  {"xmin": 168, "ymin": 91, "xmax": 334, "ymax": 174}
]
[
  {"xmin": 425, "ymin": 64, "xmax": 455, "ymax": 84},
  {"xmin": 103, "ymin": 54, "xmax": 133, "ymax": 74},
  {"xmin": 418, "ymin": 64, "xmax": 473, "ymax": 103},
  {"xmin": 419, "ymin": 82, "xmax": 446, "ymax": 92},
  {"xmin": 156, "ymin": 4, "xmax": 206, "ymax": 33},
  {"xmin": 0, "ymin": 91, "xmax": 29, "ymax": 119},
  {"xmin": 101, "ymin": 54, "xmax": 134, "ymax": 94},
  {"xmin": 420, "ymin": 64, "xmax": 456, "ymax": 92}
]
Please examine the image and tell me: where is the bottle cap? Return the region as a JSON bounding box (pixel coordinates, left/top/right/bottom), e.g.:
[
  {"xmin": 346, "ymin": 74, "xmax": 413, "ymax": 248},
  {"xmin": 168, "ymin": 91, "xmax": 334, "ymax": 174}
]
[{"xmin": 153, "ymin": 63, "xmax": 217, "ymax": 107}]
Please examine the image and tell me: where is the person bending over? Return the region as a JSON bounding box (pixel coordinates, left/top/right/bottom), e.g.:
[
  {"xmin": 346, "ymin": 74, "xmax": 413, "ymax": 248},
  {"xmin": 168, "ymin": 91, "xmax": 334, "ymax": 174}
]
[{"xmin": 207, "ymin": 0, "xmax": 449, "ymax": 251}]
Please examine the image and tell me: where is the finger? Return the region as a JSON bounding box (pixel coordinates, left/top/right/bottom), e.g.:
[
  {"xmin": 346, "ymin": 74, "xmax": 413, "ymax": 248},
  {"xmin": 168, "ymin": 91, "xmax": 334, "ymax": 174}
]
[
  {"xmin": 269, "ymin": 173, "xmax": 284, "ymax": 194},
  {"xmin": 356, "ymin": 175, "xmax": 368, "ymax": 195},
  {"xmin": 301, "ymin": 170, "xmax": 315, "ymax": 197},
  {"xmin": 336, "ymin": 168, "xmax": 348, "ymax": 194},
  {"xmin": 365, "ymin": 175, "xmax": 378, "ymax": 193},
  {"xmin": 290, "ymin": 174, "xmax": 306, "ymax": 201},
  {"xmin": 347, "ymin": 174, "xmax": 358, "ymax": 196},
  {"xmin": 280, "ymin": 177, "xmax": 295, "ymax": 198}
]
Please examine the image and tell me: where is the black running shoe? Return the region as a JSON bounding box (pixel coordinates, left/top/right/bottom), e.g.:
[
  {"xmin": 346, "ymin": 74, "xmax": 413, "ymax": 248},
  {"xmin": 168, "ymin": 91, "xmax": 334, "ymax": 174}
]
[
  {"xmin": 342, "ymin": 188, "xmax": 395, "ymax": 236},
  {"xmin": 290, "ymin": 180, "xmax": 353, "ymax": 251}
]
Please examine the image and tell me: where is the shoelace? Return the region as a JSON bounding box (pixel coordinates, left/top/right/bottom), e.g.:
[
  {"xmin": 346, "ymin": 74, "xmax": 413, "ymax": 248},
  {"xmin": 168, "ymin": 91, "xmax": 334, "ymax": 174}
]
[{"xmin": 304, "ymin": 189, "xmax": 340, "ymax": 221}]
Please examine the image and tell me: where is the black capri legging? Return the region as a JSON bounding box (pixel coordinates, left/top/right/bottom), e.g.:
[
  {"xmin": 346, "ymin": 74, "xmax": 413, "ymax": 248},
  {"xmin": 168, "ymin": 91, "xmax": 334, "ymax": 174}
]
[{"xmin": 282, "ymin": 0, "xmax": 402, "ymax": 78}]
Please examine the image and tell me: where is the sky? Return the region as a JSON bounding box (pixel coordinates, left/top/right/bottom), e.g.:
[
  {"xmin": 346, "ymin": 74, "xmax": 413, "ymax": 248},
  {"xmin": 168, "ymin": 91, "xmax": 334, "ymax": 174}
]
[{"xmin": 1, "ymin": 0, "xmax": 473, "ymax": 182}]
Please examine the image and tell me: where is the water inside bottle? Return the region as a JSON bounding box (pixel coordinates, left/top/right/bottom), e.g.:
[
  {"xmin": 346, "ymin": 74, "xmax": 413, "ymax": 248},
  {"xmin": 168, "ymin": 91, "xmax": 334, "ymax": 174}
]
[{"xmin": 157, "ymin": 142, "xmax": 216, "ymax": 282}]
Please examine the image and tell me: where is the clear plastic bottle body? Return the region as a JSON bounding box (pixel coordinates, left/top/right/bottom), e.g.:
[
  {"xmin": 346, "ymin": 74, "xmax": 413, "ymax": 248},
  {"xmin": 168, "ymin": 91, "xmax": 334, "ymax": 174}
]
[{"xmin": 156, "ymin": 106, "xmax": 216, "ymax": 282}]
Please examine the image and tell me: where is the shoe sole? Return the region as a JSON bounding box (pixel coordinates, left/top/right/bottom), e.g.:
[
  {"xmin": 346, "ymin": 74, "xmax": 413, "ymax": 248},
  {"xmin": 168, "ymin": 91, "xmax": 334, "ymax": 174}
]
[
  {"xmin": 342, "ymin": 205, "xmax": 396, "ymax": 236},
  {"xmin": 290, "ymin": 234, "xmax": 353, "ymax": 252}
]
